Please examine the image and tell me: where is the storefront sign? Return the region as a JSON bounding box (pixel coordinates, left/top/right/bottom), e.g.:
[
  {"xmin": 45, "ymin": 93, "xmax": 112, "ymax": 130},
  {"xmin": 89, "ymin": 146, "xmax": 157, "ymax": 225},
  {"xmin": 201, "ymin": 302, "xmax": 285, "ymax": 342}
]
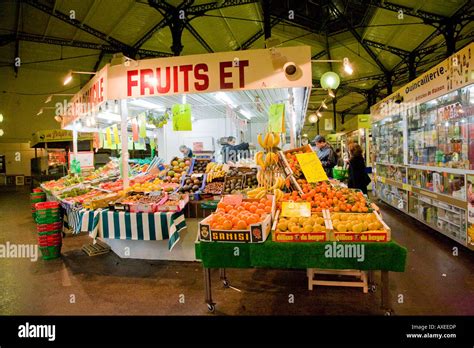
[
  {"xmin": 371, "ymin": 42, "xmax": 473, "ymax": 120},
  {"xmin": 31, "ymin": 129, "xmax": 93, "ymax": 146},
  {"xmin": 107, "ymin": 46, "xmax": 312, "ymax": 99}
]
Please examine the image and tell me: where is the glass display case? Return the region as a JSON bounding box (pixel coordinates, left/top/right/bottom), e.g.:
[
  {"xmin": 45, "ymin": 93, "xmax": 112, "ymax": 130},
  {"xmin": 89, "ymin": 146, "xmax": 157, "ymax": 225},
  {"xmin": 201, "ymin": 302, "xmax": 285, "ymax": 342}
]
[
  {"xmin": 407, "ymin": 168, "xmax": 466, "ymax": 199},
  {"xmin": 377, "ymin": 182, "xmax": 408, "ymax": 212},
  {"xmin": 407, "ymin": 84, "xmax": 474, "ymax": 169},
  {"xmin": 372, "ymin": 114, "xmax": 404, "ymax": 164},
  {"xmin": 376, "ymin": 164, "xmax": 407, "ymax": 183}
]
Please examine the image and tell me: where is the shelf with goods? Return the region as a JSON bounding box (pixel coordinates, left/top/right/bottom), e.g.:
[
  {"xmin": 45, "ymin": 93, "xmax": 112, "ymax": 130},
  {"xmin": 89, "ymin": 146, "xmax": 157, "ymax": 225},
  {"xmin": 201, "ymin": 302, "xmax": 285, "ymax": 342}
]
[{"xmin": 370, "ymin": 42, "xmax": 474, "ymax": 250}]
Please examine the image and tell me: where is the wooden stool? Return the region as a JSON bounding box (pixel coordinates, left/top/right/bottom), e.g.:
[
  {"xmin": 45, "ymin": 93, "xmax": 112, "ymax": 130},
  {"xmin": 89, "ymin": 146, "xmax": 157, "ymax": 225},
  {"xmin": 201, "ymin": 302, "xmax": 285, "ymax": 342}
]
[{"xmin": 307, "ymin": 268, "xmax": 368, "ymax": 293}]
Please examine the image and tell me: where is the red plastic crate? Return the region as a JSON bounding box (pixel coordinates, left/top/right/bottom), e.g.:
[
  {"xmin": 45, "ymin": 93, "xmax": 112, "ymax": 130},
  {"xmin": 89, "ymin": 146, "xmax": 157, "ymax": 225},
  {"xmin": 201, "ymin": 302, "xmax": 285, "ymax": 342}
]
[
  {"xmin": 36, "ymin": 222, "xmax": 63, "ymax": 233},
  {"xmin": 38, "ymin": 233, "xmax": 62, "ymax": 247},
  {"xmin": 35, "ymin": 201, "xmax": 60, "ymax": 210}
]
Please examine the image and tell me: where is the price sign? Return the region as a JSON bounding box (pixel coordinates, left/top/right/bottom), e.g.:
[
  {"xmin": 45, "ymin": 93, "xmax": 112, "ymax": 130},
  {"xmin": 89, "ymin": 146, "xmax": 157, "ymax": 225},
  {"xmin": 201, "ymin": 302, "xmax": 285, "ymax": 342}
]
[
  {"xmin": 222, "ymin": 194, "xmax": 243, "ymax": 205},
  {"xmin": 402, "ymin": 183, "xmax": 412, "ymax": 191},
  {"xmin": 295, "ymin": 152, "xmax": 328, "ymax": 182},
  {"xmin": 281, "ymin": 201, "xmax": 311, "ymax": 217}
]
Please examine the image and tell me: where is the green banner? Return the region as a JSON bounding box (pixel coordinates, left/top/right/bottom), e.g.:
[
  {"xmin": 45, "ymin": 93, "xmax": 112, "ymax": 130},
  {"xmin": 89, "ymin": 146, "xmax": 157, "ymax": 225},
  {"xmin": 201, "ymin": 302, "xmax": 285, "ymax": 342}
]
[
  {"xmin": 268, "ymin": 103, "xmax": 285, "ymax": 133},
  {"xmin": 172, "ymin": 104, "xmax": 192, "ymax": 131},
  {"xmin": 139, "ymin": 113, "xmax": 147, "ymax": 138}
]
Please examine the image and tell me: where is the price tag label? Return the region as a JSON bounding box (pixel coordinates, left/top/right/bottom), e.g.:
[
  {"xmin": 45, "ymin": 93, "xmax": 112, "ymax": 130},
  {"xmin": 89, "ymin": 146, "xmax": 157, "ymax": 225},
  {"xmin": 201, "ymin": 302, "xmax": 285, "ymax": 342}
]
[
  {"xmin": 402, "ymin": 183, "xmax": 412, "ymax": 191},
  {"xmin": 281, "ymin": 201, "xmax": 311, "ymax": 217},
  {"xmin": 295, "ymin": 152, "xmax": 328, "ymax": 183}
]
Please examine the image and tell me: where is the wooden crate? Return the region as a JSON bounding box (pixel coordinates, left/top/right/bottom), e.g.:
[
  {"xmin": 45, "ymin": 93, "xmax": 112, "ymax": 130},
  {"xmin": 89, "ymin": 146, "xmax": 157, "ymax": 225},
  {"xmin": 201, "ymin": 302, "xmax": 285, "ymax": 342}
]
[{"xmin": 307, "ymin": 269, "xmax": 368, "ymax": 293}]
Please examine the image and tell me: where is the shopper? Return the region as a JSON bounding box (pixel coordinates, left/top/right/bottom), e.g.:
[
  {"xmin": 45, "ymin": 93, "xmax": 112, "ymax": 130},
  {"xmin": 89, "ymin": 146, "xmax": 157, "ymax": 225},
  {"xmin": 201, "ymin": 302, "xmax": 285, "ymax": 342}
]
[
  {"xmin": 179, "ymin": 145, "xmax": 193, "ymax": 158},
  {"xmin": 335, "ymin": 148, "xmax": 344, "ymax": 167},
  {"xmin": 221, "ymin": 136, "xmax": 250, "ymax": 163},
  {"xmin": 314, "ymin": 135, "xmax": 337, "ymax": 178},
  {"xmin": 347, "ymin": 143, "xmax": 371, "ymax": 195}
]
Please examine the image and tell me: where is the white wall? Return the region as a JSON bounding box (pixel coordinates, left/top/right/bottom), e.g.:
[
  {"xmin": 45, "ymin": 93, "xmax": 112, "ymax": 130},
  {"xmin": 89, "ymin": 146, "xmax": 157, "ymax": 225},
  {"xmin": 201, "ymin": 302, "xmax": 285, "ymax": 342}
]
[{"xmin": 0, "ymin": 143, "xmax": 45, "ymax": 176}]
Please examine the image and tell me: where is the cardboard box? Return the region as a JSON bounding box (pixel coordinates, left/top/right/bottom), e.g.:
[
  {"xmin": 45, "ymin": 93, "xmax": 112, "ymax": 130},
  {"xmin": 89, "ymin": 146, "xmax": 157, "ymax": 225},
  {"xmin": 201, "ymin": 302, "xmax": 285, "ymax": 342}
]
[
  {"xmin": 198, "ymin": 213, "xmax": 272, "ymax": 243},
  {"xmin": 272, "ymin": 210, "xmax": 330, "ymax": 243},
  {"xmin": 328, "ymin": 211, "xmax": 391, "ymax": 242},
  {"xmin": 157, "ymin": 193, "xmax": 189, "ymax": 212}
]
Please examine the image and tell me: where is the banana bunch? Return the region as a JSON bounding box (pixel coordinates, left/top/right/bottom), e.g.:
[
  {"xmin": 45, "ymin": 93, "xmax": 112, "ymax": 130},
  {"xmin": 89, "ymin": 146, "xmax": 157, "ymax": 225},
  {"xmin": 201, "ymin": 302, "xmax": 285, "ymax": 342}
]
[
  {"xmin": 255, "ymin": 151, "xmax": 265, "ymax": 168},
  {"xmin": 206, "ymin": 163, "xmax": 226, "ymax": 182},
  {"xmin": 258, "ymin": 132, "xmax": 280, "ymax": 150},
  {"xmin": 247, "ymin": 186, "xmax": 267, "ymax": 199},
  {"xmin": 269, "ymin": 176, "xmax": 285, "ymax": 190},
  {"xmin": 273, "ymin": 188, "xmax": 284, "ymax": 201}
]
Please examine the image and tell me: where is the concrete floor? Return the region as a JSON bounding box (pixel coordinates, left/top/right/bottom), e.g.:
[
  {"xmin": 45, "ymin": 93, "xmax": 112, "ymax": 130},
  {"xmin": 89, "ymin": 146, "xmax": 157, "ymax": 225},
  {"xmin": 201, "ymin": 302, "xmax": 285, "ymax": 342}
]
[{"xmin": 1, "ymin": 188, "xmax": 474, "ymax": 315}]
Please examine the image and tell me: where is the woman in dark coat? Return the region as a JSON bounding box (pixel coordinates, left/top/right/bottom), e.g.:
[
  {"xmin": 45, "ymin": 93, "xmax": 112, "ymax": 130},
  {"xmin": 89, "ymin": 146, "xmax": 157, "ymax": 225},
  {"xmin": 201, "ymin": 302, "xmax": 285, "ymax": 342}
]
[{"xmin": 347, "ymin": 143, "xmax": 371, "ymax": 195}]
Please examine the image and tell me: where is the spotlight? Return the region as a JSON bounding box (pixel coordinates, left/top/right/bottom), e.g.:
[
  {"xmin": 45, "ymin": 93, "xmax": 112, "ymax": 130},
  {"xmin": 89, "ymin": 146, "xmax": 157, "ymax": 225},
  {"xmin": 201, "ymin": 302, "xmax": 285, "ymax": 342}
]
[
  {"xmin": 37, "ymin": 108, "xmax": 43, "ymax": 116},
  {"xmin": 328, "ymin": 88, "xmax": 335, "ymax": 98},
  {"xmin": 308, "ymin": 114, "xmax": 318, "ymax": 123},
  {"xmin": 317, "ymin": 111, "xmax": 322, "ymax": 117},
  {"xmin": 321, "ymin": 101, "xmax": 328, "ymax": 109},
  {"xmin": 63, "ymin": 71, "xmax": 73, "ymax": 85},
  {"xmin": 343, "ymin": 57, "xmax": 353, "ymax": 75},
  {"xmin": 45, "ymin": 95, "xmax": 52, "ymax": 104}
]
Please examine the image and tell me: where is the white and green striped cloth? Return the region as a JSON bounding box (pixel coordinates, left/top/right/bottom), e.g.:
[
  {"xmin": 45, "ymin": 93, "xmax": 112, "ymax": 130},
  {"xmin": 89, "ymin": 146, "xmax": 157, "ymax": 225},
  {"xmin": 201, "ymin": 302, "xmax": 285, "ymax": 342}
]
[{"xmin": 99, "ymin": 210, "xmax": 186, "ymax": 251}]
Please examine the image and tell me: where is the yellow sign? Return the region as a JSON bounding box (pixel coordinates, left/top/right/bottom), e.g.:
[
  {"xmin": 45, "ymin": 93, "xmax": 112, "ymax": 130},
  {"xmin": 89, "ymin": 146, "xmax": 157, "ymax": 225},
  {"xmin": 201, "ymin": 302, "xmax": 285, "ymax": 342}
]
[
  {"xmin": 295, "ymin": 152, "xmax": 328, "ymax": 182},
  {"xmin": 281, "ymin": 201, "xmax": 311, "ymax": 217},
  {"xmin": 402, "ymin": 183, "xmax": 412, "ymax": 191},
  {"xmin": 31, "ymin": 129, "xmax": 93, "ymax": 147},
  {"xmin": 357, "ymin": 114, "xmax": 371, "ymax": 128}
]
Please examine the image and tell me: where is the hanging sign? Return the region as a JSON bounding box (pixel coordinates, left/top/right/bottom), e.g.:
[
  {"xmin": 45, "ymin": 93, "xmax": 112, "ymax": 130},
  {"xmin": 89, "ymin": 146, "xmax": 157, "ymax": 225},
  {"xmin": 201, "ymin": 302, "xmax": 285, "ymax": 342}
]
[
  {"xmin": 281, "ymin": 201, "xmax": 311, "ymax": 217},
  {"xmin": 112, "ymin": 124, "xmax": 120, "ymax": 144},
  {"xmin": 105, "ymin": 127, "xmax": 112, "ymax": 147},
  {"xmin": 69, "ymin": 151, "xmax": 94, "ymax": 169},
  {"xmin": 132, "ymin": 118, "xmax": 139, "ymax": 142},
  {"xmin": 172, "ymin": 104, "xmax": 192, "ymax": 131},
  {"xmin": 134, "ymin": 138, "xmax": 146, "ymax": 150},
  {"xmin": 296, "ymin": 152, "xmax": 328, "ymax": 182},
  {"xmin": 138, "ymin": 113, "xmax": 147, "ymax": 138},
  {"xmin": 268, "ymin": 103, "xmax": 285, "ymax": 133}
]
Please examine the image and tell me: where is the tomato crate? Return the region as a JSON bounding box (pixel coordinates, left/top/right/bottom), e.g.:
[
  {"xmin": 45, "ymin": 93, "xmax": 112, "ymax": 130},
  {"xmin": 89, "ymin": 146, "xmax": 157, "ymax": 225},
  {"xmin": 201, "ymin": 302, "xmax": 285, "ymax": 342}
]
[
  {"xmin": 38, "ymin": 233, "xmax": 62, "ymax": 247},
  {"xmin": 39, "ymin": 245, "xmax": 61, "ymax": 260}
]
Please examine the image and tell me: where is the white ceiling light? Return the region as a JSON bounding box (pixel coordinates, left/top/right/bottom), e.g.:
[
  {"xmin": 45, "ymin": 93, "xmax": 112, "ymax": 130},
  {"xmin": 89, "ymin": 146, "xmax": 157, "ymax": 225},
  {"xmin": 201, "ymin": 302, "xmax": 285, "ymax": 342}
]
[
  {"xmin": 63, "ymin": 70, "xmax": 96, "ymax": 85},
  {"xmin": 97, "ymin": 111, "xmax": 121, "ymax": 123},
  {"xmin": 129, "ymin": 99, "xmax": 165, "ymax": 111},
  {"xmin": 321, "ymin": 101, "xmax": 328, "ymax": 109},
  {"xmin": 317, "ymin": 111, "xmax": 322, "ymax": 117},
  {"xmin": 240, "ymin": 109, "xmax": 253, "ymax": 119},
  {"xmin": 308, "ymin": 114, "xmax": 318, "ymax": 123},
  {"xmin": 75, "ymin": 121, "xmax": 82, "ymax": 131},
  {"xmin": 63, "ymin": 71, "xmax": 73, "ymax": 85},
  {"xmin": 328, "ymin": 88, "xmax": 335, "ymax": 98},
  {"xmin": 343, "ymin": 57, "xmax": 353, "ymax": 75},
  {"xmin": 0, "ymin": 113, "xmax": 3, "ymax": 122},
  {"xmin": 0, "ymin": 129, "xmax": 3, "ymax": 137},
  {"xmin": 182, "ymin": 95, "xmax": 187, "ymax": 104},
  {"xmin": 45, "ymin": 95, "xmax": 53, "ymax": 104},
  {"xmin": 215, "ymin": 92, "xmax": 236, "ymax": 108},
  {"xmin": 37, "ymin": 108, "xmax": 43, "ymax": 116}
]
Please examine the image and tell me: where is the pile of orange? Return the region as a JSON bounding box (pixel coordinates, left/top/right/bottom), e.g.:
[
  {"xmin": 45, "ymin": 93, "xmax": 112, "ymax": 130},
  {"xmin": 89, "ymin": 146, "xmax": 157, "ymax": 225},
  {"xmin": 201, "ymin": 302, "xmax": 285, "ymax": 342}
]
[
  {"xmin": 281, "ymin": 182, "xmax": 369, "ymax": 213},
  {"xmin": 208, "ymin": 198, "xmax": 273, "ymax": 230}
]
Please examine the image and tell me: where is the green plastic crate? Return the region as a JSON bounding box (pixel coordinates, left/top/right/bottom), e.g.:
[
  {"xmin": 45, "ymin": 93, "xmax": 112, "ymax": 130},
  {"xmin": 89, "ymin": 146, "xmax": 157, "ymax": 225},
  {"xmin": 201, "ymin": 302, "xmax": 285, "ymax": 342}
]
[
  {"xmin": 332, "ymin": 167, "xmax": 348, "ymax": 180},
  {"xmin": 39, "ymin": 245, "xmax": 61, "ymax": 260}
]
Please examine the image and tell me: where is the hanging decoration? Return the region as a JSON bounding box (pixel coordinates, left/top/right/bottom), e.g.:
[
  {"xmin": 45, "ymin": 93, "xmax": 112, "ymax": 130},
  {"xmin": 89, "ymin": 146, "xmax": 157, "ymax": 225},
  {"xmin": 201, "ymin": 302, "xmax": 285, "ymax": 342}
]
[
  {"xmin": 172, "ymin": 104, "xmax": 192, "ymax": 131},
  {"xmin": 268, "ymin": 103, "xmax": 285, "ymax": 133},
  {"xmin": 145, "ymin": 109, "xmax": 170, "ymax": 129},
  {"xmin": 132, "ymin": 118, "xmax": 139, "ymax": 142},
  {"xmin": 138, "ymin": 113, "xmax": 147, "ymax": 138}
]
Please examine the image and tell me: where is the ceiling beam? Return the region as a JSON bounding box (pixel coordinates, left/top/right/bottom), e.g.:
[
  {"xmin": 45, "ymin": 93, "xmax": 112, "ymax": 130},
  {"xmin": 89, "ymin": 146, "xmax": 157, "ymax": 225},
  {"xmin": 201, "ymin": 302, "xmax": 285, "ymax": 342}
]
[
  {"xmin": 312, "ymin": 50, "xmax": 326, "ymax": 60},
  {"xmin": 238, "ymin": 16, "xmax": 281, "ymax": 50},
  {"xmin": 368, "ymin": 0, "xmax": 447, "ymax": 23},
  {"xmin": 184, "ymin": 21, "xmax": 214, "ymax": 52},
  {"xmin": 13, "ymin": 32, "xmax": 173, "ymax": 57},
  {"xmin": 341, "ymin": 99, "xmax": 366, "ymax": 114},
  {"xmin": 132, "ymin": 18, "xmax": 169, "ymax": 50},
  {"xmin": 328, "ymin": 1, "xmax": 389, "ymax": 74},
  {"xmin": 363, "ymin": 39, "xmax": 410, "ymax": 57},
  {"xmin": 187, "ymin": 0, "xmax": 259, "ymax": 15}
]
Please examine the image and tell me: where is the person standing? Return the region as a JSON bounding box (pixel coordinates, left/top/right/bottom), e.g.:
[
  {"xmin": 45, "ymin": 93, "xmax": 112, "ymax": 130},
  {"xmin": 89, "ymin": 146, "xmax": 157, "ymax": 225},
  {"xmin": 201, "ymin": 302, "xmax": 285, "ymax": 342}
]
[
  {"xmin": 347, "ymin": 143, "xmax": 371, "ymax": 194},
  {"xmin": 335, "ymin": 148, "xmax": 344, "ymax": 167},
  {"xmin": 220, "ymin": 136, "xmax": 250, "ymax": 163},
  {"xmin": 179, "ymin": 145, "xmax": 193, "ymax": 158},
  {"xmin": 314, "ymin": 135, "xmax": 337, "ymax": 178}
]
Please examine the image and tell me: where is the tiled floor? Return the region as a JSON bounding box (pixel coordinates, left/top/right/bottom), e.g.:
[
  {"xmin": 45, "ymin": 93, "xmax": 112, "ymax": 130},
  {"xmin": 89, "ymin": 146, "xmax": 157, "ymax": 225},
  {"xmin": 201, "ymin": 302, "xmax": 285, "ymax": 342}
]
[{"xmin": 1, "ymin": 189, "xmax": 473, "ymax": 315}]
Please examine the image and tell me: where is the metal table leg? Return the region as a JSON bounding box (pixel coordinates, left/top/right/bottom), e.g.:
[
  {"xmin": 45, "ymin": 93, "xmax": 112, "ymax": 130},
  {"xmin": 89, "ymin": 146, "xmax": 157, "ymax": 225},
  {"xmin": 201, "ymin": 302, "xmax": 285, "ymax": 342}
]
[
  {"xmin": 368, "ymin": 270, "xmax": 376, "ymax": 292},
  {"xmin": 203, "ymin": 267, "xmax": 215, "ymax": 312},
  {"xmin": 219, "ymin": 268, "xmax": 229, "ymax": 287},
  {"xmin": 381, "ymin": 270, "xmax": 393, "ymax": 315}
]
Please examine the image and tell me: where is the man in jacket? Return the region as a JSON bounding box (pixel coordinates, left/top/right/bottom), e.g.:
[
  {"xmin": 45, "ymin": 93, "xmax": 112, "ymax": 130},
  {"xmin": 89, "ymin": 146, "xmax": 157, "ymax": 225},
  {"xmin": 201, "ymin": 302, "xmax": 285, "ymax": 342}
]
[{"xmin": 314, "ymin": 135, "xmax": 337, "ymax": 178}]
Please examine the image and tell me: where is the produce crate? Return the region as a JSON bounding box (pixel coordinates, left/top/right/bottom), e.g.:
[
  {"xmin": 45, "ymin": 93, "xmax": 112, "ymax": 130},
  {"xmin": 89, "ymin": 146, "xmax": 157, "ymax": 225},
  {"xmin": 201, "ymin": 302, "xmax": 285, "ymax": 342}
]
[
  {"xmin": 327, "ymin": 211, "xmax": 391, "ymax": 242},
  {"xmin": 272, "ymin": 210, "xmax": 330, "ymax": 242},
  {"xmin": 38, "ymin": 232, "xmax": 62, "ymax": 247},
  {"xmin": 222, "ymin": 175, "xmax": 244, "ymax": 195},
  {"xmin": 39, "ymin": 245, "xmax": 61, "ymax": 260},
  {"xmin": 178, "ymin": 174, "xmax": 206, "ymax": 200},
  {"xmin": 278, "ymin": 144, "xmax": 314, "ymax": 177},
  {"xmin": 156, "ymin": 193, "xmax": 189, "ymax": 212},
  {"xmin": 189, "ymin": 158, "xmax": 212, "ymax": 174},
  {"xmin": 199, "ymin": 213, "xmax": 272, "ymax": 243},
  {"xmin": 37, "ymin": 221, "xmax": 63, "ymax": 234}
]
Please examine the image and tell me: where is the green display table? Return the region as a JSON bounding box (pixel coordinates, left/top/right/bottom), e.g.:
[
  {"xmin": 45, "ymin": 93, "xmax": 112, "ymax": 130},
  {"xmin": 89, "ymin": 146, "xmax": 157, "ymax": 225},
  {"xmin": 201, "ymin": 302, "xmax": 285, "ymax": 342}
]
[{"xmin": 195, "ymin": 236, "xmax": 408, "ymax": 314}]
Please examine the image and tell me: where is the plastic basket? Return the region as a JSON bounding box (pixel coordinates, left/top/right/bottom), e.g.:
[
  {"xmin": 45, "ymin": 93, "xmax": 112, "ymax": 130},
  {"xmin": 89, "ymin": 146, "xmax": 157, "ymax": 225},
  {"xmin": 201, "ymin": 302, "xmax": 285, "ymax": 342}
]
[
  {"xmin": 35, "ymin": 215, "xmax": 61, "ymax": 224},
  {"xmin": 37, "ymin": 221, "xmax": 63, "ymax": 233},
  {"xmin": 35, "ymin": 201, "xmax": 60, "ymax": 210},
  {"xmin": 332, "ymin": 167, "xmax": 348, "ymax": 180},
  {"xmin": 201, "ymin": 200, "xmax": 219, "ymax": 210},
  {"xmin": 38, "ymin": 233, "xmax": 62, "ymax": 247},
  {"xmin": 39, "ymin": 245, "xmax": 61, "ymax": 260}
]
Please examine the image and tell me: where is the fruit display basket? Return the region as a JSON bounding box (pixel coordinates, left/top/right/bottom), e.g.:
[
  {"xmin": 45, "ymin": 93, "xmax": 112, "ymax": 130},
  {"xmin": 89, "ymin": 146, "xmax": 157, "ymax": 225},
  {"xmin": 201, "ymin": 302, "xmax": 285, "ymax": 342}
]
[
  {"xmin": 272, "ymin": 210, "xmax": 330, "ymax": 242},
  {"xmin": 326, "ymin": 211, "xmax": 391, "ymax": 242},
  {"xmin": 177, "ymin": 174, "xmax": 207, "ymax": 200},
  {"xmin": 189, "ymin": 158, "xmax": 212, "ymax": 174}
]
